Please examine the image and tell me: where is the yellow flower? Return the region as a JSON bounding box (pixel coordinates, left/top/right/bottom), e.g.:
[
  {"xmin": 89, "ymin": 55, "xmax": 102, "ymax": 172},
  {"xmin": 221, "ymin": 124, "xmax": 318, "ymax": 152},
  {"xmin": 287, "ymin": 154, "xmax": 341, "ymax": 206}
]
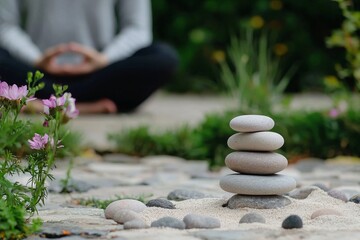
[
  {"xmin": 250, "ymin": 16, "xmax": 264, "ymax": 29},
  {"xmin": 273, "ymin": 43, "xmax": 288, "ymax": 56},
  {"xmin": 212, "ymin": 50, "xmax": 225, "ymax": 63},
  {"xmin": 324, "ymin": 75, "xmax": 341, "ymax": 88},
  {"xmin": 270, "ymin": 0, "xmax": 283, "ymax": 10}
]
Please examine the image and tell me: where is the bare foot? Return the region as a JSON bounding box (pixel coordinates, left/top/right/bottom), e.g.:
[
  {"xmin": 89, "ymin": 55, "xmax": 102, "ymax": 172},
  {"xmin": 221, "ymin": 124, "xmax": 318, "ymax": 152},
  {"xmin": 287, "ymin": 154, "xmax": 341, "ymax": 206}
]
[
  {"xmin": 23, "ymin": 98, "xmax": 118, "ymax": 114},
  {"xmin": 76, "ymin": 98, "xmax": 118, "ymax": 114}
]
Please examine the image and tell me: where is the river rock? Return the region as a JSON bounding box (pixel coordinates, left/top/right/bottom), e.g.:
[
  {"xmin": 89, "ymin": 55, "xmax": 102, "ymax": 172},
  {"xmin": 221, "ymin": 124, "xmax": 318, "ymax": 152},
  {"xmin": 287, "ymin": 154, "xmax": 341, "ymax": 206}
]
[
  {"xmin": 167, "ymin": 189, "xmax": 206, "ymax": 201},
  {"xmin": 288, "ymin": 186, "xmax": 318, "ymax": 199},
  {"xmin": 282, "ymin": 215, "xmax": 303, "ymax": 229},
  {"xmin": 239, "ymin": 212, "xmax": 266, "ymax": 223},
  {"xmin": 328, "ymin": 189, "xmax": 348, "ymax": 202},
  {"xmin": 311, "ymin": 209, "xmax": 343, "ymax": 219},
  {"xmin": 220, "ymin": 174, "xmax": 296, "ymax": 195},
  {"xmin": 112, "ymin": 209, "xmax": 141, "ymax": 224},
  {"xmin": 225, "ymin": 152, "xmax": 287, "ymax": 174},
  {"xmin": 227, "ymin": 132, "xmax": 284, "ymax": 151},
  {"xmin": 123, "ymin": 219, "xmax": 149, "ymax": 229},
  {"xmin": 151, "ymin": 216, "xmax": 185, "ymax": 229},
  {"xmin": 183, "ymin": 214, "xmax": 221, "ymax": 229},
  {"xmin": 225, "ymin": 195, "xmax": 291, "ymax": 209},
  {"xmin": 229, "ymin": 115, "xmax": 275, "ymax": 132},
  {"xmin": 146, "ymin": 198, "xmax": 176, "ymax": 209},
  {"xmin": 104, "ymin": 199, "xmax": 147, "ymax": 219},
  {"xmin": 349, "ymin": 194, "xmax": 360, "ymax": 204}
]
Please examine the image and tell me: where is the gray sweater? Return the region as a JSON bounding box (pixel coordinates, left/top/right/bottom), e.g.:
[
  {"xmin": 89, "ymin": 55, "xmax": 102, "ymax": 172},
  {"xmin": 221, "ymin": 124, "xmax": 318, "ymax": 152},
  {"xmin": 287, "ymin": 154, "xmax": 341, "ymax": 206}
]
[{"xmin": 0, "ymin": 0, "xmax": 152, "ymax": 65}]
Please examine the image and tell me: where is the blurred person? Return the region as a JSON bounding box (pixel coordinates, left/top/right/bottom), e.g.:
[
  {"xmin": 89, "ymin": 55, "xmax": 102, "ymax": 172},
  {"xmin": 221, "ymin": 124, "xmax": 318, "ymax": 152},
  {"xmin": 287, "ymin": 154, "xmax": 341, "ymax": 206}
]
[{"xmin": 0, "ymin": 0, "xmax": 178, "ymax": 113}]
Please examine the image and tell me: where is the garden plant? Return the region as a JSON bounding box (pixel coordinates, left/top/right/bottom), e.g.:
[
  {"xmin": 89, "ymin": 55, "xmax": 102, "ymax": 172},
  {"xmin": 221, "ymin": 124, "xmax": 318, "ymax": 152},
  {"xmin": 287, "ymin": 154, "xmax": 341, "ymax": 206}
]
[{"xmin": 0, "ymin": 71, "xmax": 79, "ymax": 239}]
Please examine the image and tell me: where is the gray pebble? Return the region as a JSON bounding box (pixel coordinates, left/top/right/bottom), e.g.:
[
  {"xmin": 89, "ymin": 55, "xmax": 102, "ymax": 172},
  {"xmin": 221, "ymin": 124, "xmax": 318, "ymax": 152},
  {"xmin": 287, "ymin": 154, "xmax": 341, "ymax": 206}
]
[
  {"xmin": 282, "ymin": 215, "xmax": 303, "ymax": 229},
  {"xmin": 167, "ymin": 189, "xmax": 206, "ymax": 201},
  {"xmin": 146, "ymin": 198, "xmax": 176, "ymax": 209},
  {"xmin": 124, "ymin": 219, "xmax": 149, "ymax": 229},
  {"xmin": 104, "ymin": 199, "xmax": 147, "ymax": 219},
  {"xmin": 311, "ymin": 209, "xmax": 342, "ymax": 219},
  {"xmin": 328, "ymin": 189, "xmax": 348, "ymax": 202},
  {"xmin": 239, "ymin": 212, "xmax": 266, "ymax": 224},
  {"xmin": 183, "ymin": 214, "xmax": 220, "ymax": 229},
  {"xmin": 311, "ymin": 183, "xmax": 329, "ymax": 192},
  {"xmin": 349, "ymin": 194, "xmax": 360, "ymax": 204},
  {"xmin": 151, "ymin": 216, "xmax": 185, "ymax": 229},
  {"xmin": 288, "ymin": 186, "xmax": 318, "ymax": 199},
  {"xmin": 226, "ymin": 194, "xmax": 291, "ymax": 209},
  {"xmin": 112, "ymin": 209, "xmax": 141, "ymax": 224}
]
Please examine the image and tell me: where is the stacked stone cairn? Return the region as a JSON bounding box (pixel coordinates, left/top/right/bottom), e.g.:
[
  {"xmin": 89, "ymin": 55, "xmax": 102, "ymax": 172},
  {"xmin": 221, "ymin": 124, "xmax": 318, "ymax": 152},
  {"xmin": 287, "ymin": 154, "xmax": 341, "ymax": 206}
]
[{"xmin": 220, "ymin": 115, "xmax": 297, "ymax": 209}]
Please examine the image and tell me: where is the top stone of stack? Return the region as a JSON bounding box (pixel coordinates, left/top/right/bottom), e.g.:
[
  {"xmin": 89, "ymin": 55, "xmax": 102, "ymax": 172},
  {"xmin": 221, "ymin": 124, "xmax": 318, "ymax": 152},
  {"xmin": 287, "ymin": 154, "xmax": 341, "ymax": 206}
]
[{"xmin": 230, "ymin": 115, "xmax": 275, "ymax": 133}]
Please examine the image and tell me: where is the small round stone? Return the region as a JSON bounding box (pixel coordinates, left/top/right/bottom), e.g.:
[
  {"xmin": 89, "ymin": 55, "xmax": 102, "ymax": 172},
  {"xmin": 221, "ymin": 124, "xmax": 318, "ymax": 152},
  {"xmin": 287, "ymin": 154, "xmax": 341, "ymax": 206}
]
[
  {"xmin": 311, "ymin": 209, "xmax": 343, "ymax": 219},
  {"xmin": 104, "ymin": 199, "xmax": 147, "ymax": 219},
  {"xmin": 124, "ymin": 219, "xmax": 149, "ymax": 229},
  {"xmin": 239, "ymin": 213, "xmax": 266, "ymax": 224},
  {"xmin": 183, "ymin": 214, "xmax": 221, "ymax": 229},
  {"xmin": 225, "ymin": 152, "xmax": 287, "ymax": 174},
  {"xmin": 349, "ymin": 194, "xmax": 360, "ymax": 204},
  {"xmin": 220, "ymin": 174, "xmax": 296, "ymax": 195},
  {"xmin": 229, "ymin": 115, "xmax": 275, "ymax": 132},
  {"xmin": 151, "ymin": 216, "xmax": 185, "ymax": 229},
  {"xmin": 112, "ymin": 209, "xmax": 141, "ymax": 224},
  {"xmin": 226, "ymin": 194, "xmax": 291, "ymax": 209},
  {"xmin": 146, "ymin": 198, "xmax": 176, "ymax": 209},
  {"xmin": 227, "ymin": 132, "xmax": 284, "ymax": 151},
  {"xmin": 282, "ymin": 215, "xmax": 303, "ymax": 229},
  {"xmin": 288, "ymin": 186, "xmax": 318, "ymax": 199},
  {"xmin": 311, "ymin": 183, "xmax": 329, "ymax": 192},
  {"xmin": 167, "ymin": 189, "xmax": 206, "ymax": 201},
  {"xmin": 328, "ymin": 189, "xmax": 348, "ymax": 202}
]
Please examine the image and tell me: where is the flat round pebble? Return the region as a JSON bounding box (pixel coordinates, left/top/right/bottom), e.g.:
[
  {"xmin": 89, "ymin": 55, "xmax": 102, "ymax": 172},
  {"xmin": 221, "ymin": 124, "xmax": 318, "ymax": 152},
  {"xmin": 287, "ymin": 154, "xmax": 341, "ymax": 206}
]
[
  {"xmin": 350, "ymin": 194, "xmax": 360, "ymax": 204},
  {"xmin": 328, "ymin": 189, "xmax": 348, "ymax": 202},
  {"xmin": 220, "ymin": 174, "xmax": 296, "ymax": 195},
  {"xmin": 151, "ymin": 216, "xmax": 185, "ymax": 229},
  {"xmin": 104, "ymin": 199, "xmax": 147, "ymax": 219},
  {"xmin": 230, "ymin": 115, "xmax": 275, "ymax": 132},
  {"xmin": 167, "ymin": 189, "xmax": 206, "ymax": 201},
  {"xmin": 146, "ymin": 198, "xmax": 176, "ymax": 209},
  {"xmin": 183, "ymin": 214, "xmax": 221, "ymax": 229},
  {"xmin": 311, "ymin": 183, "xmax": 329, "ymax": 192},
  {"xmin": 112, "ymin": 209, "xmax": 141, "ymax": 224},
  {"xmin": 239, "ymin": 212, "xmax": 266, "ymax": 224},
  {"xmin": 288, "ymin": 186, "xmax": 318, "ymax": 199},
  {"xmin": 227, "ymin": 132, "xmax": 284, "ymax": 151},
  {"xmin": 226, "ymin": 194, "xmax": 291, "ymax": 209},
  {"xmin": 124, "ymin": 219, "xmax": 149, "ymax": 229},
  {"xmin": 225, "ymin": 152, "xmax": 287, "ymax": 174},
  {"xmin": 282, "ymin": 215, "xmax": 303, "ymax": 229},
  {"xmin": 311, "ymin": 209, "xmax": 343, "ymax": 219}
]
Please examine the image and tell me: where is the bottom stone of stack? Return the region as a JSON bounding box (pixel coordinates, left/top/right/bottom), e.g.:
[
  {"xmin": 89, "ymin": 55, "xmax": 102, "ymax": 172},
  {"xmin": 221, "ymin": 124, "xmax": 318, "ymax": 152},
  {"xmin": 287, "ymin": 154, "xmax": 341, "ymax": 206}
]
[
  {"xmin": 224, "ymin": 194, "xmax": 292, "ymax": 209},
  {"xmin": 219, "ymin": 174, "xmax": 296, "ymax": 195}
]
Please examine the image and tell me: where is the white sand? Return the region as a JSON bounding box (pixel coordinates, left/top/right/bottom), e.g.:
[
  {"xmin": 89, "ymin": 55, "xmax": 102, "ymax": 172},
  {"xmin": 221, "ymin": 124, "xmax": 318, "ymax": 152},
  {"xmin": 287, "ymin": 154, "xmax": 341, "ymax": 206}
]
[{"xmin": 140, "ymin": 189, "xmax": 360, "ymax": 231}]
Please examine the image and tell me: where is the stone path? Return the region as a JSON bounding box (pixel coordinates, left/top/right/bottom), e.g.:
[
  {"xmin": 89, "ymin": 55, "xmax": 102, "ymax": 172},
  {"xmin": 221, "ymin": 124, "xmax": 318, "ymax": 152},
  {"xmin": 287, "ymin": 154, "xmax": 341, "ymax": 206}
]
[{"xmin": 22, "ymin": 92, "xmax": 360, "ymax": 239}]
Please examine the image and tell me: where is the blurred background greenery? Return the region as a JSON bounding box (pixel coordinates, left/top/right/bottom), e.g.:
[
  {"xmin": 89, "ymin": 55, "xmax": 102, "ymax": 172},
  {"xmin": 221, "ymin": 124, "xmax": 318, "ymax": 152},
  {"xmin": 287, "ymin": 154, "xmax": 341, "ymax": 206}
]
[{"xmin": 152, "ymin": 0, "xmax": 359, "ymax": 93}]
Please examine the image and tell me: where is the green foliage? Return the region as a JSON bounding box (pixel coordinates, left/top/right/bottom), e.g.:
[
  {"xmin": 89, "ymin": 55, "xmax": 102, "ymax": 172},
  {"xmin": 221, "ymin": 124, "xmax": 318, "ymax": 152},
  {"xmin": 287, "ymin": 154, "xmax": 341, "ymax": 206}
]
[
  {"xmin": 326, "ymin": 0, "xmax": 360, "ymax": 91},
  {"xmin": 0, "ymin": 200, "xmax": 42, "ymax": 240},
  {"xmin": 221, "ymin": 28, "xmax": 296, "ymax": 113},
  {"xmin": 74, "ymin": 194, "xmax": 152, "ymax": 209},
  {"xmin": 109, "ymin": 108, "xmax": 360, "ymax": 169},
  {"xmin": 153, "ymin": 0, "xmax": 346, "ymax": 92}
]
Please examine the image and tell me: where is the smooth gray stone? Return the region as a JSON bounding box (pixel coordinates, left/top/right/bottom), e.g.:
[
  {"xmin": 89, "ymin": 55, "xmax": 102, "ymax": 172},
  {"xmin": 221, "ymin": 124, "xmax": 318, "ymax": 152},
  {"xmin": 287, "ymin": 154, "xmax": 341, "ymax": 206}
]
[
  {"xmin": 220, "ymin": 174, "xmax": 296, "ymax": 195},
  {"xmin": 183, "ymin": 214, "xmax": 221, "ymax": 229},
  {"xmin": 239, "ymin": 212, "xmax": 266, "ymax": 223},
  {"xmin": 288, "ymin": 186, "xmax": 318, "ymax": 199},
  {"xmin": 167, "ymin": 189, "xmax": 206, "ymax": 201},
  {"xmin": 151, "ymin": 216, "xmax": 185, "ymax": 229},
  {"xmin": 104, "ymin": 199, "xmax": 147, "ymax": 219},
  {"xmin": 112, "ymin": 209, "xmax": 141, "ymax": 224},
  {"xmin": 311, "ymin": 183, "xmax": 330, "ymax": 192},
  {"xmin": 123, "ymin": 219, "xmax": 149, "ymax": 229},
  {"xmin": 225, "ymin": 152, "xmax": 287, "ymax": 174},
  {"xmin": 146, "ymin": 198, "xmax": 176, "ymax": 209},
  {"xmin": 225, "ymin": 194, "xmax": 291, "ymax": 209},
  {"xmin": 350, "ymin": 194, "xmax": 360, "ymax": 204},
  {"xmin": 227, "ymin": 132, "xmax": 284, "ymax": 151},
  {"xmin": 38, "ymin": 222, "xmax": 106, "ymax": 238},
  {"xmin": 282, "ymin": 215, "xmax": 303, "ymax": 229},
  {"xmin": 328, "ymin": 189, "xmax": 348, "ymax": 202},
  {"xmin": 229, "ymin": 115, "xmax": 275, "ymax": 132}
]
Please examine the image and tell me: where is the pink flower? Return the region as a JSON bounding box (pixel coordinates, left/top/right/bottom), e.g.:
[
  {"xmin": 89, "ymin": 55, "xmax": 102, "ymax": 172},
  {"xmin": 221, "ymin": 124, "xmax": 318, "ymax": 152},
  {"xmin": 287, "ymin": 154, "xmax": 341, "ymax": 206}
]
[
  {"xmin": 0, "ymin": 81, "xmax": 28, "ymax": 100},
  {"xmin": 63, "ymin": 93, "xmax": 79, "ymax": 119},
  {"xmin": 329, "ymin": 108, "xmax": 340, "ymax": 118},
  {"xmin": 42, "ymin": 94, "xmax": 68, "ymax": 114},
  {"xmin": 28, "ymin": 133, "xmax": 49, "ymax": 150}
]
